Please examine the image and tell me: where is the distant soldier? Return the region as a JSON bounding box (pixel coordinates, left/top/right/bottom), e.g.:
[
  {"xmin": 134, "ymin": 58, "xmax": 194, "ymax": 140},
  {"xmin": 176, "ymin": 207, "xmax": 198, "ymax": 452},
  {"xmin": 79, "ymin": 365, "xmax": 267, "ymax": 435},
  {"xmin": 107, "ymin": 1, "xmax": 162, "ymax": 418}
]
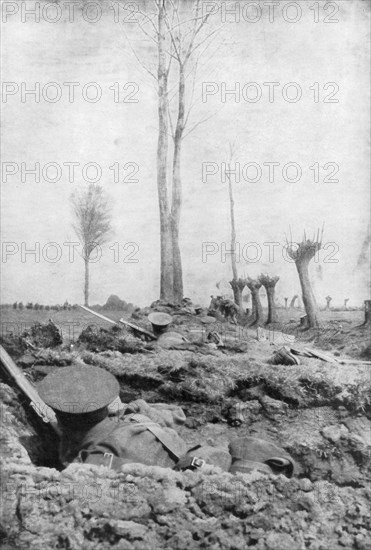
[{"xmin": 209, "ymin": 296, "xmax": 238, "ymax": 324}]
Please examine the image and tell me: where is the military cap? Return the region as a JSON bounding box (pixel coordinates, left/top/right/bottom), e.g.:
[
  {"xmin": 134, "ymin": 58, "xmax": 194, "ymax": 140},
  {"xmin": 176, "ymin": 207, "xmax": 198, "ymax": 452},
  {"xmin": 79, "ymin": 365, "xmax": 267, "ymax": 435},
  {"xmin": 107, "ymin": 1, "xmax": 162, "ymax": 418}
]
[
  {"xmin": 148, "ymin": 312, "xmax": 172, "ymax": 327},
  {"xmin": 38, "ymin": 365, "xmax": 119, "ymax": 414}
]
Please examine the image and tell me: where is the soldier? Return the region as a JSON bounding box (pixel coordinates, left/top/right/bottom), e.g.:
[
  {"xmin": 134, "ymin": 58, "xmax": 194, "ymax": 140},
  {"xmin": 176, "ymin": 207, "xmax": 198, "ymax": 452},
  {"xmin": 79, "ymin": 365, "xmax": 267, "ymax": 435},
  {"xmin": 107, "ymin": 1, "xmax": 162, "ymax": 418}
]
[
  {"xmin": 38, "ymin": 365, "xmax": 294, "ymax": 476},
  {"xmin": 209, "ymin": 296, "xmax": 238, "ymax": 324},
  {"xmin": 38, "ymin": 365, "xmax": 199, "ymax": 470},
  {"xmin": 148, "ymin": 312, "xmax": 189, "ymax": 348},
  {"xmin": 148, "ymin": 312, "xmax": 173, "ymax": 336}
]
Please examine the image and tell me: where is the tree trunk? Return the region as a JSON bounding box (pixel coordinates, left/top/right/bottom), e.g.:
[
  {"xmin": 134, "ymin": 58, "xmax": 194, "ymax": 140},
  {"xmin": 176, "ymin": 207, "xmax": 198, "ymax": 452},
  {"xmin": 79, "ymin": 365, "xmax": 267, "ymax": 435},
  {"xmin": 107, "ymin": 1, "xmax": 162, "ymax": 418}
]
[
  {"xmin": 284, "ymin": 298, "xmax": 288, "ymax": 309},
  {"xmin": 230, "ymin": 280, "xmax": 243, "ymax": 310},
  {"xmin": 296, "ymin": 259, "xmax": 319, "ymax": 327},
  {"xmin": 250, "ymin": 293, "xmax": 256, "ymax": 319},
  {"xmin": 228, "ymin": 165, "xmax": 238, "ymax": 281},
  {"xmin": 157, "ymin": 2, "xmax": 174, "ymax": 302},
  {"xmin": 171, "ymin": 64, "xmax": 185, "ymax": 304},
  {"xmin": 361, "ymin": 300, "xmax": 371, "ymax": 326},
  {"xmin": 250, "ymin": 288, "xmax": 263, "ymax": 326},
  {"xmin": 290, "ymin": 295, "xmax": 298, "ymax": 308},
  {"xmin": 84, "ymin": 258, "xmax": 89, "ymax": 307},
  {"xmin": 265, "ymin": 286, "xmax": 278, "ymax": 324},
  {"xmin": 246, "ymin": 280, "xmax": 264, "ymax": 325}
]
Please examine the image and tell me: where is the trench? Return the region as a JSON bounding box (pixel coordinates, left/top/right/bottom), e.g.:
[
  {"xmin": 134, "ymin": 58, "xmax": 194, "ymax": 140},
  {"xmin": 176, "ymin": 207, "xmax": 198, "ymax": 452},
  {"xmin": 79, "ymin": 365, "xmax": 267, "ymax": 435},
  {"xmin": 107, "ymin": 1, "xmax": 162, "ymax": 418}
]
[{"xmin": 2, "ymin": 365, "xmax": 369, "ymax": 490}]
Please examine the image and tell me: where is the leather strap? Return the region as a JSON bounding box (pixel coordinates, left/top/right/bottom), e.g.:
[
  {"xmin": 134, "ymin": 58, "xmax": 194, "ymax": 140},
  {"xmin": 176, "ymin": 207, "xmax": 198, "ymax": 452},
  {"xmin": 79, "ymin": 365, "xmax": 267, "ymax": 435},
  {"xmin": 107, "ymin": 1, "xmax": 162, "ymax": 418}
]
[
  {"xmin": 129, "ymin": 413, "xmax": 183, "ymax": 461},
  {"xmin": 77, "ymin": 414, "xmax": 206, "ymax": 472}
]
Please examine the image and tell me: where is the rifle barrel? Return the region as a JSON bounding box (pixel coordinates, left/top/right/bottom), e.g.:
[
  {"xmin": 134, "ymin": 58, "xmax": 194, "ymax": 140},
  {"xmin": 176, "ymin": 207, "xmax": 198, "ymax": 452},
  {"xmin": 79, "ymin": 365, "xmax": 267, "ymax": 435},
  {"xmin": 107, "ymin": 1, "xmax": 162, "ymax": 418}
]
[
  {"xmin": 78, "ymin": 305, "xmax": 157, "ymax": 340},
  {"xmin": 0, "ymin": 344, "xmax": 58, "ymax": 430}
]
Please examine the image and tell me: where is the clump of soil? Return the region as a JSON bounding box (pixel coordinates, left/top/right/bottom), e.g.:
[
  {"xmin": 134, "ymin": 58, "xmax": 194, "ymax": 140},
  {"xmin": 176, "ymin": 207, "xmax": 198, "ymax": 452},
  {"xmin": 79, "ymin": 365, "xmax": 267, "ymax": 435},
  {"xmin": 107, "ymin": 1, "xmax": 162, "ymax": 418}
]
[
  {"xmin": 0, "ymin": 320, "xmax": 63, "ymax": 358},
  {"xmin": 77, "ymin": 325, "xmax": 152, "ymax": 354}
]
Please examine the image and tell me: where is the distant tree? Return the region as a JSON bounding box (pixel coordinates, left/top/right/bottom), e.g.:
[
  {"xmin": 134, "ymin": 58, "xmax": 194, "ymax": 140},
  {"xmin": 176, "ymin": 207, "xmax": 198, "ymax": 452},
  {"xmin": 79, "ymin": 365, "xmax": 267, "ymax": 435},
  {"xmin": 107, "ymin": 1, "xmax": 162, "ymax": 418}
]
[
  {"xmin": 287, "ymin": 228, "xmax": 323, "ymax": 328},
  {"xmin": 70, "ymin": 184, "xmax": 112, "ymax": 306},
  {"xmin": 259, "ymin": 274, "xmax": 279, "ymax": 324},
  {"xmin": 34, "ymin": 303, "xmax": 40, "ymax": 310},
  {"xmin": 45, "ymin": 305, "xmax": 50, "ymax": 311},
  {"xmin": 13, "ymin": 302, "xmax": 17, "ymax": 309},
  {"xmin": 245, "ymin": 277, "xmax": 264, "ymax": 326},
  {"xmin": 26, "ymin": 302, "xmax": 33, "ymax": 310},
  {"xmin": 39, "ymin": 305, "xmax": 44, "ymax": 310},
  {"xmin": 223, "ymin": 142, "xmax": 246, "ymax": 311},
  {"xmin": 18, "ymin": 302, "xmax": 24, "ymax": 310}
]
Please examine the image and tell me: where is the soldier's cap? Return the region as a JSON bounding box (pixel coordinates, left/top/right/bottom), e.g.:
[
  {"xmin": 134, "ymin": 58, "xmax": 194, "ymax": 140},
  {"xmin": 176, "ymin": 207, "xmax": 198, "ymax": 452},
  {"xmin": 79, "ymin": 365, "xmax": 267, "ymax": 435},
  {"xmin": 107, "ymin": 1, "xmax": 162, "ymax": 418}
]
[
  {"xmin": 38, "ymin": 365, "xmax": 119, "ymax": 414},
  {"xmin": 148, "ymin": 312, "xmax": 172, "ymax": 327}
]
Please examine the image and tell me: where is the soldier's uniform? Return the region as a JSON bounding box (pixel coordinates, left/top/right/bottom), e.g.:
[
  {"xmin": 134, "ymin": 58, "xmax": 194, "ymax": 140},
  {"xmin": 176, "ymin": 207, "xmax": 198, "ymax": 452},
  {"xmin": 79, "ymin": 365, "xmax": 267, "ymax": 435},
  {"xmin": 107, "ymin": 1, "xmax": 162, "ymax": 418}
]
[
  {"xmin": 38, "ymin": 366, "xmax": 195, "ymax": 470},
  {"xmin": 38, "ymin": 365, "xmax": 295, "ymax": 476}
]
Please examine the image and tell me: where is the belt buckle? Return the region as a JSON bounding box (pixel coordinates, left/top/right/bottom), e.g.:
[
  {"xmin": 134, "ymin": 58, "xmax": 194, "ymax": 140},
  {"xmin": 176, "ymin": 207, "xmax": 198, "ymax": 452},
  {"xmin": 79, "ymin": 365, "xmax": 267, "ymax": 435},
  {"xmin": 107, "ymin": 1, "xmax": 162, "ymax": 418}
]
[
  {"xmin": 104, "ymin": 452, "xmax": 114, "ymax": 469},
  {"xmin": 191, "ymin": 456, "xmax": 205, "ymax": 469}
]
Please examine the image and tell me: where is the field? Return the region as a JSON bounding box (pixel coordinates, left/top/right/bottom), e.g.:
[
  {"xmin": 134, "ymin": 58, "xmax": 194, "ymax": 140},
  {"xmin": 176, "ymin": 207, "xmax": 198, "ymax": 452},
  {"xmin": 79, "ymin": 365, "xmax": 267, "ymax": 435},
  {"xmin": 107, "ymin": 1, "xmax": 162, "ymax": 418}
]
[{"xmin": 1, "ymin": 304, "xmax": 370, "ymax": 549}]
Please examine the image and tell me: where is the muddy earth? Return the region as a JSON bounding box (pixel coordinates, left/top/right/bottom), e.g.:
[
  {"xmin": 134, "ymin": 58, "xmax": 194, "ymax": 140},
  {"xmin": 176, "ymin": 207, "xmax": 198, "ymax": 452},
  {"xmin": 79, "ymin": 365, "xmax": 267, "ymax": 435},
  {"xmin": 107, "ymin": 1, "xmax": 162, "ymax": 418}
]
[{"xmin": 0, "ymin": 310, "xmax": 370, "ymax": 550}]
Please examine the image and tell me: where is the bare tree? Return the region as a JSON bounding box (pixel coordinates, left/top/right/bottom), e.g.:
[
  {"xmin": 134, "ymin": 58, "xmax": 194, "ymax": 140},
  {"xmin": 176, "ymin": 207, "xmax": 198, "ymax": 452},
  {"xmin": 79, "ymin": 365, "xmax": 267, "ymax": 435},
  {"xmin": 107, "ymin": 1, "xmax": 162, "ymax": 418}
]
[
  {"xmin": 259, "ymin": 274, "xmax": 279, "ymax": 324},
  {"xmin": 287, "ymin": 228, "xmax": 323, "ymax": 328},
  {"xmin": 225, "ymin": 142, "xmax": 245, "ymax": 311},
  {"xmin": 124, "ymin": 0, "xmax": 222, "ymax": 302},
  {"xmin": 245, "ymin": 277, "xmax": 264, "ymax": 326},
  {"xmin": 290, "ymin": 294, "xmax": 299, "ymax": 308},
  {"xmin": 70, "ymin": 185, "xmax": 112, "ymax": 306}
]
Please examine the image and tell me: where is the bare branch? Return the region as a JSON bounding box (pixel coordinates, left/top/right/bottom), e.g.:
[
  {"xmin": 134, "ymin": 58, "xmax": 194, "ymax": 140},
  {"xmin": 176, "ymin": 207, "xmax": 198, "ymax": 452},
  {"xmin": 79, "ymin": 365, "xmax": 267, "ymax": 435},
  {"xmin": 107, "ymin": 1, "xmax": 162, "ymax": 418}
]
[
  {"xmin": 184, "ymin": 0, "xmax": 213, "ymax": 62},
  {"xmin": 182, "ymin": 109, "xmax": 221, "ymax": 140},
  {"xmin": 121, "ymin": 3, "xmax": 159, "ymax": 36},
  {"xmin": 163, "ymin": 4, "xmax": 182, "ymax": 62},
  {"xmin": 122, "ymin": 26, "xmax": 157, "ymax": 82},
  {"xmin": 187, "ymin": 25, "xmax": 224, "ymax": 59}
]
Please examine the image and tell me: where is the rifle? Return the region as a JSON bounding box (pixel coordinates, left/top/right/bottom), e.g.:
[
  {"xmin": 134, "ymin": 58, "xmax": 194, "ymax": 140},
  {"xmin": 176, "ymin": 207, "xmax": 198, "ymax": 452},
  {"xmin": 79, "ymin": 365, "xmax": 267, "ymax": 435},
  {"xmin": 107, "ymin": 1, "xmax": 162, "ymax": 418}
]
[
  {"xmin": 79, "ymin": 305, "xmax": 157, "ymax": 341},
  {"xmin": 0, "ymin": 344, "xmax": 59, "ymax": 433}
]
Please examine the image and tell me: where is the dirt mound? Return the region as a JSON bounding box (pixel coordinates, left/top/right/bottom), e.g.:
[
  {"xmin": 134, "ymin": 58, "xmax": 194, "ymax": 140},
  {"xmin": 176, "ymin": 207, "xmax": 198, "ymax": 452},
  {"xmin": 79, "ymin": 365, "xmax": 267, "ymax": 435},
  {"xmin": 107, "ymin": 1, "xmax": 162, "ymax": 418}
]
[
  {"xmin": 77, "ymin": 325, "xmax": 152, "ymax": 354},
  {"xmin": 0, "ymin": 320, "xmax": 63, "ymax": 359}
]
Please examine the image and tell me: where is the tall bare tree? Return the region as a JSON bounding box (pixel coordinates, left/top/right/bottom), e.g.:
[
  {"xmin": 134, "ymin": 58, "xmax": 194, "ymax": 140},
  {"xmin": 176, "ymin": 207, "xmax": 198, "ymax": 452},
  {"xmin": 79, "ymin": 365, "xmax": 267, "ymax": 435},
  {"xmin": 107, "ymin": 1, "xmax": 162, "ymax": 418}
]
[
  {"xmin": 124, "ymin": 0, "xmax": 221, "ymax": 302},
  {"xmin": 225, "ymin": 142, "xmax": 245, "ymax": 311},
  {"xmin": 70, "ymin": 185, "xmax": 111, "ymax": 306}
]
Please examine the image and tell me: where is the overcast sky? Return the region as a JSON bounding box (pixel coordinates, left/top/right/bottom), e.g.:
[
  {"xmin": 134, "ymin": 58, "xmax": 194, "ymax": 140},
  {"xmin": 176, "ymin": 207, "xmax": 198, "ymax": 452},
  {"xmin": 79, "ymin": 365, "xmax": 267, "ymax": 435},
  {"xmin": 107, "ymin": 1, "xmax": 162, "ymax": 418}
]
[{"xmin": 1, "ymin": 0, "xmax": 370, "ymax": 307}]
